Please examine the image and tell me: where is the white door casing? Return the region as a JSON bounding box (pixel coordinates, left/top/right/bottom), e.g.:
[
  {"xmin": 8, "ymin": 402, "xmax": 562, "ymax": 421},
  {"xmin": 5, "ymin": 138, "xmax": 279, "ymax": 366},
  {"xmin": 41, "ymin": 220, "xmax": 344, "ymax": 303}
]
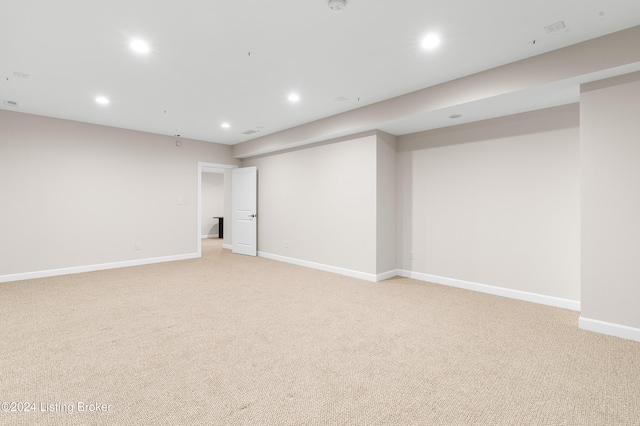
[{"xmin": 232, "ymin": 166, "xmax": 257, "ymax": 256}]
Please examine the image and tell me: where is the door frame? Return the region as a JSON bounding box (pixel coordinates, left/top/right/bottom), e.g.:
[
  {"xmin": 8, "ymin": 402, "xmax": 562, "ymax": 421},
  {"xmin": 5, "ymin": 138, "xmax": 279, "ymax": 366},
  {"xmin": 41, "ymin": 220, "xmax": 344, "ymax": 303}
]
[{"xmin": 197, "ymin": 162, "xmax": 238, "ymax": 257}]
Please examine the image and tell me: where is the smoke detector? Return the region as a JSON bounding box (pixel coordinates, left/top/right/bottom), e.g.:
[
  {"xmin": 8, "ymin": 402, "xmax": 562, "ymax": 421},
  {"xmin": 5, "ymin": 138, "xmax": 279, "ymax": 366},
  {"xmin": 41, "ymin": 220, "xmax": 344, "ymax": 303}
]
[{"xmin": 329, "ymin": 0, "xmax": 346, "ymax": 11}]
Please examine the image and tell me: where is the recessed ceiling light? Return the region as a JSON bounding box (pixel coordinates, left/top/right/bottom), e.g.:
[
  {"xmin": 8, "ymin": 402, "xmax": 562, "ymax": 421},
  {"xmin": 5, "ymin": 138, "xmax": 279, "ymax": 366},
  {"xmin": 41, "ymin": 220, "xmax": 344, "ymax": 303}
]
[
  {"xmin": 130, "ymin": 39, "xmax": 150, "ymax": 54},
  {"xmin": 422, "ymin": 33, "xmax": 441, "ymax": 49},
  {"xmin": 95, "ymin": 96, "xmax": 110, "ymax": 105},
  {"xmin": 221, "ymin": 122, "xmax": 230, "ymax": 129},
  {"xmin": 288, "ymin": 93, "xmax": 300, "ymax": 102}
]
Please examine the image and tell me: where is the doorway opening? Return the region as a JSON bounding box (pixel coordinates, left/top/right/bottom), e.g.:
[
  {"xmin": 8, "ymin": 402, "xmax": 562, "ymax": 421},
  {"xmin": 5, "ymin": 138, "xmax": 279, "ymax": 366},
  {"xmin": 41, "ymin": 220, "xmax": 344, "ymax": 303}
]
[{"xmin": 197, "ymin": 162, "xmax": 238, "ymax": 257}]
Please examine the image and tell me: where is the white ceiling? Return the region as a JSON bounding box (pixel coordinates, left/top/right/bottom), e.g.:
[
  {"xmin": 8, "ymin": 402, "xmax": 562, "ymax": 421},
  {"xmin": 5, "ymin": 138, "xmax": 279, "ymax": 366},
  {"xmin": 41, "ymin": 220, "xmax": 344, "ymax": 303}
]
[{"xmin": 2, "ymin": 0, "xmax": 640, "ymax": 147}]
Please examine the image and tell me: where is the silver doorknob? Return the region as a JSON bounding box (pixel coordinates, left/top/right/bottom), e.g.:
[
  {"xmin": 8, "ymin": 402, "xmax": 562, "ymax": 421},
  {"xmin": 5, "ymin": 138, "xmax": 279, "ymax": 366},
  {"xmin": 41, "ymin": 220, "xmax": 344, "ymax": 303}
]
[{"xmin": 249, "ymin": 214, "xmax": 257, "ymax": 218}]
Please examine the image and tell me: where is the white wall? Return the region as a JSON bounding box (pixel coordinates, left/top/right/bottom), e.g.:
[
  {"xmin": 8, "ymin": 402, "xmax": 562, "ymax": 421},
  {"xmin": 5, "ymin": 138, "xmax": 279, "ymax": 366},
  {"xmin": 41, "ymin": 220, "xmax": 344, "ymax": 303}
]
[
  {"xmin": 243, "ymin": 134, "xmax": 378, "ymax": 276},
  {"xmin": 223, "ymin": 169, "xmax": 233, "ymax": 246},
  {"xmin": 0, "ymin": 110, "xmax": 239, "ymax": 280},
  {"xmin": 201, "ymin": 172, "xmax": 225, "ymax": 237},
  {"xmin": 580, "ymin": 72, "xmax": 640, "ymax": 333},
  {"xmin": 376, "ymin": 131, "xmax": 397, "ymax": 275},
  {"xmin": 397, "ymin": 105, "xmax": 581, "ymax": 303}
]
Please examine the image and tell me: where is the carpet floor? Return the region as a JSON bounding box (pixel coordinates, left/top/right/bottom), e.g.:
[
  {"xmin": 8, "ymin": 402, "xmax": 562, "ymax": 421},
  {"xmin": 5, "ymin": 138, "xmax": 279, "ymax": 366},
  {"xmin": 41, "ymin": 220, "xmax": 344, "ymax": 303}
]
[{"xmin": 1, "ymin": 238, "xmax": 639, "ymax": 425}]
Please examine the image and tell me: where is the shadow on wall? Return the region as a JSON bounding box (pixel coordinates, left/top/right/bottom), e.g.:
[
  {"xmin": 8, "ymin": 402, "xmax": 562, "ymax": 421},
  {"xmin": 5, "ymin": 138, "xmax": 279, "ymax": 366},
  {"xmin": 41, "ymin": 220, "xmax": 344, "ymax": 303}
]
[{"xmin": 206, "ymin": 223, "xmax": 219, "ymax": 237}]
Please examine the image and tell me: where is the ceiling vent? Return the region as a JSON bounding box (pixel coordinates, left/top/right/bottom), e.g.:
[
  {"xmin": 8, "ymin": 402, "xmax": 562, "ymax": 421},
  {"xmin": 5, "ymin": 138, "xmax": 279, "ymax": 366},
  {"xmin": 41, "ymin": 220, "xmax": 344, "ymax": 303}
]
[
  {"xmin": 3, "ymin": 99, "xmax": 20, "ymax": 107},
  {"xmin": 543, "ymin": 21, "xmax": 566, "ymax": 35},
  {"xmin": 241, "ymin": 129, "xmax": 259, "ymax": 136}
]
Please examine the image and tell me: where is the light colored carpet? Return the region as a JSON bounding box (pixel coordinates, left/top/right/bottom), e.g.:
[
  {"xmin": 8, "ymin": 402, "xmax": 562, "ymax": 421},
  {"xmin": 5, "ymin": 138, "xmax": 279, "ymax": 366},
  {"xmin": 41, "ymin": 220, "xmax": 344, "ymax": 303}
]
[{"xmin": 1, "ymin": 238, "xmax": 639, "ymax": 425}]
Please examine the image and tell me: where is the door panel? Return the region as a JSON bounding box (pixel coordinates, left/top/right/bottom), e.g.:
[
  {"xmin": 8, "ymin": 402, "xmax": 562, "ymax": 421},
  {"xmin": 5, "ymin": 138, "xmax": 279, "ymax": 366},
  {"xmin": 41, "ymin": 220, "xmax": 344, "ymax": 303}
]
[{"xmin": 232, "ymin": 167, "xmax": 257, "ymax": 256}]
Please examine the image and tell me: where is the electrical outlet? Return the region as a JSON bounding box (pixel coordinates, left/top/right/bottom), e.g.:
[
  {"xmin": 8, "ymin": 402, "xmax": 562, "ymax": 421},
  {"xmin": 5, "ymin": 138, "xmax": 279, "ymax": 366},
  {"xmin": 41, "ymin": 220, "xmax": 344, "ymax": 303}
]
[
  {"xmin": 284, "ymin": 241, "xmax": 288, "ymax": 249},
  {"xmin": 410, "ymin": 251, "xmax": 415, "ymax": 261},
  {"xmin": 135, "ymin": 242, "xmax": 141, "ymax": 251}
]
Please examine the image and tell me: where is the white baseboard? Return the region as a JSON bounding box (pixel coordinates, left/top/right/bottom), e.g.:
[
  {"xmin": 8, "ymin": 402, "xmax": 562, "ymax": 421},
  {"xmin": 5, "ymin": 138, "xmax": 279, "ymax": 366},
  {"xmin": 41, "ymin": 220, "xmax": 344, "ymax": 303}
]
[
  {"xmin": 377, "ymin": 269, "xmax": 400, "ymax": 281},
  {"xmin": 201, "ymin": 234, "xmax": 219, "ymax": 239},
  {"xmin": 222, "ymin": 243, "xmax": 232, "ymax": 250},
  {"xmin": 258, "ymin": 252, "xmax": 393, "ymax": 282},
  {"xmin": 579, "ymin": 317, "xmax": 640, "ymax": 342},
  {"xmin": 0, "ymin": 253, "xmax": 200, "ymax": 284},
  {"xmin": 397, "ymin": 270, "xmax": 581, "ymax": 311}
]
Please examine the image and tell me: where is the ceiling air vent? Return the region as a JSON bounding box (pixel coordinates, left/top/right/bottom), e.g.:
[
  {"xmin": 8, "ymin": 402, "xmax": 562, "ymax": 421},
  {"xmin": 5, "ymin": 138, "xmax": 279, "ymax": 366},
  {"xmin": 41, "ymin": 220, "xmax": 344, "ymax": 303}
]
[
  {"xmin": 3, "ymin": 99, "xmax": 20, "ymax": 107},
  {"xmin": 543, "ymin": 21, "xmax": 566, "ymax": 35},
  {"xmin": 241, "ymin": 129, "xmax": 259, "ymax": 136}
]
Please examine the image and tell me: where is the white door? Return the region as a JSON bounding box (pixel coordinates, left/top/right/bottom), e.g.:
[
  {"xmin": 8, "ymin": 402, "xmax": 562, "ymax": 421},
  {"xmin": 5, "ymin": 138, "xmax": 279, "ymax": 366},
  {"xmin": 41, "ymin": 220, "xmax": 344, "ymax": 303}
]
[{"xmin": 232, "ymin": 166, "xmax": 257, "ymax": 256}]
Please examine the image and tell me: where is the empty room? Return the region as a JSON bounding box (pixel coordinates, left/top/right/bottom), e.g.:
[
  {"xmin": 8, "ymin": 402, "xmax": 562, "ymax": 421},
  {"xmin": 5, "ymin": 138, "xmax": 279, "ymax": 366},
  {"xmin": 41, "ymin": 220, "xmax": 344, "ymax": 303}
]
[{"xmin": 2, "ymin": 1, "xmax": 640, "ymax": 424}]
